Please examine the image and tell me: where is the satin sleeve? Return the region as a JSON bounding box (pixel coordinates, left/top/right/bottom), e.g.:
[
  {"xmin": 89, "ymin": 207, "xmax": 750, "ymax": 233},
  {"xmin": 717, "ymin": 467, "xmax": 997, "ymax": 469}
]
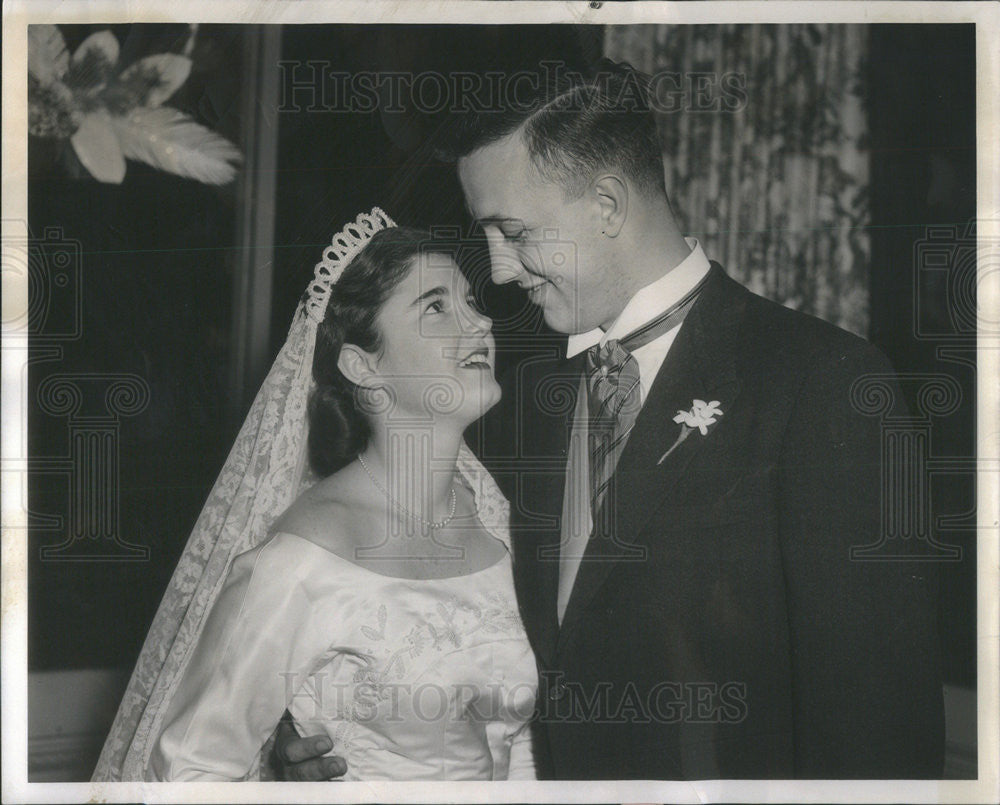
[{"xmin": 146, "ymin": 537, "xmax": 330, "ymax": 781}]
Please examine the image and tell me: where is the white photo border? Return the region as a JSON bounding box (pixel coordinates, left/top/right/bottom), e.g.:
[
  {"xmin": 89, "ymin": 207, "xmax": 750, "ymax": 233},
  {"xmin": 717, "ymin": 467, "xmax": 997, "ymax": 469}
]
[{"xmin": 2, "ymin": 2, "xmax": 997, "ymax": 803}]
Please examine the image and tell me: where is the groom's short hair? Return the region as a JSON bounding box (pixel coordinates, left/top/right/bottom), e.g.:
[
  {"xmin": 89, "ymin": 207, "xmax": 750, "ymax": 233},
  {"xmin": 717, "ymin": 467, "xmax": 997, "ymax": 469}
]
[{"xmin": 438, "ymin": 59, "xmax": 666, "ymax": 199}]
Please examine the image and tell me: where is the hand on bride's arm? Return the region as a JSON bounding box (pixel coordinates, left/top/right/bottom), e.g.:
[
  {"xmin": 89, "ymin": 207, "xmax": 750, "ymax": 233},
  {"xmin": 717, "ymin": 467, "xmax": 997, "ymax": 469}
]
[{"xmin": 270, "ymin": 711, "xmax": 347, "ymax": 781}]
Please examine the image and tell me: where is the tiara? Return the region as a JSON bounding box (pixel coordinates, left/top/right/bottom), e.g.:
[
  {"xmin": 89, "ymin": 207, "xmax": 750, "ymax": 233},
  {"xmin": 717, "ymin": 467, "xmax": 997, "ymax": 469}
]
[{"xmin": 306, "ymin": 207, "xmax": 397, "ymax": 323}]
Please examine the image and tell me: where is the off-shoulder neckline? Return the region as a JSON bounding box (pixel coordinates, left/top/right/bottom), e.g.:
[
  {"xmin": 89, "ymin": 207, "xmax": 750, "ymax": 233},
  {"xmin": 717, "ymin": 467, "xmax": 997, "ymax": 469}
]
[{"xmin": 271, "ymin": 531, "xmax": 511, "ymax": 583}]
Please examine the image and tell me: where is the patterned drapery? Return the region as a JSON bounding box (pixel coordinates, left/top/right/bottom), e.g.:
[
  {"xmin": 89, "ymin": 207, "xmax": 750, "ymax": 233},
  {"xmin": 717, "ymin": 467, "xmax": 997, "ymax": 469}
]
[{"xmin": 605, "ymin": 25, "xmax": 870, "ymax": 335}]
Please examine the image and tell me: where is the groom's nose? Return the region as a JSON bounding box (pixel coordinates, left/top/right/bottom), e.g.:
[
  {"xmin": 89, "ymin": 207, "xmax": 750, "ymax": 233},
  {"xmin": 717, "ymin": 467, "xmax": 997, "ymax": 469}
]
[{"xmin": 482, "ymin": 226, "xmax": 525, "ymax": 285}]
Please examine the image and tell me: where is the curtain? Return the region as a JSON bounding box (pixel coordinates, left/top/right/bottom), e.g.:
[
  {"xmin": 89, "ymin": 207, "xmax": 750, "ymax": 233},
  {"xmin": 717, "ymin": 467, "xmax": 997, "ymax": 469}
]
[{"xmin": 605, "ymin": 24, "xmax": 870, "ymax": 335}]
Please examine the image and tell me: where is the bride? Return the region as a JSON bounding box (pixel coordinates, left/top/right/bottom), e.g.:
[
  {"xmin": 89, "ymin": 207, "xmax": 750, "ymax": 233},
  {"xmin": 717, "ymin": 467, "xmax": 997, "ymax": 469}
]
[{"xmin": 93, "ymin": 209, "xmax": 538, "ymax": 781}]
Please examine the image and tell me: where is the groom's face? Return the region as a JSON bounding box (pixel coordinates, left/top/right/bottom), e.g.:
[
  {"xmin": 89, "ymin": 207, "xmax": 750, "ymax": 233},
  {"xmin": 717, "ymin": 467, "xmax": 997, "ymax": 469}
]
[{"xmin": 458, "ymin": 132, "xmax": 625, "ymax": 334}]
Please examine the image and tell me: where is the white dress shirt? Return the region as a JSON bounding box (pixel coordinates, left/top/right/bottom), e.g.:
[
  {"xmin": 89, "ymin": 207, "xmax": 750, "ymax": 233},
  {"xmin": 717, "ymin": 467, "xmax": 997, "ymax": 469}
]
[
  {"xmin": 557, "ymin": 239, "xmax": 712, "ymax": 621},
  {"xmin": 565, "ymin": 237, "xmax": 712, "ymax": 401}
]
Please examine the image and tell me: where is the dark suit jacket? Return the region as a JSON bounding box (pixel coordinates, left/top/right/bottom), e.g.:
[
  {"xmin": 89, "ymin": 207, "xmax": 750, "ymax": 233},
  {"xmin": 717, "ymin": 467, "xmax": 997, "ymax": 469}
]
[{"xmin": 476, "ymin": 264, "xmax": 945, "ymax": 779}]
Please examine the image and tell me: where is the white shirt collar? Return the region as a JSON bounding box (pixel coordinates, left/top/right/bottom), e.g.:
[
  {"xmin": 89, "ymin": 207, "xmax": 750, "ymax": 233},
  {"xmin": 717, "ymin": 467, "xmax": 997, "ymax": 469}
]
[{"xmin": 566, "ymin": 238, "xmax": 712, "ymax": 359}]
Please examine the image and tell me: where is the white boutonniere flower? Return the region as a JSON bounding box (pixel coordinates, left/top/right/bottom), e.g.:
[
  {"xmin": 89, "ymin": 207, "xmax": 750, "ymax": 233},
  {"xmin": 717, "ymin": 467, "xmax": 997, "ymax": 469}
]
[{"xmin": 657, "ymin": 399, "xmax": 724, "ymax": 465}]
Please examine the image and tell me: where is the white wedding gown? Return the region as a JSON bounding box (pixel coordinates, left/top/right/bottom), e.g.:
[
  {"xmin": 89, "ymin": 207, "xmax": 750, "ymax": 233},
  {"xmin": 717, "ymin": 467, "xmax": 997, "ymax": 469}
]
[{"xmin": 146, "ymin": 530, "xmax": 538, "ymax": 781}]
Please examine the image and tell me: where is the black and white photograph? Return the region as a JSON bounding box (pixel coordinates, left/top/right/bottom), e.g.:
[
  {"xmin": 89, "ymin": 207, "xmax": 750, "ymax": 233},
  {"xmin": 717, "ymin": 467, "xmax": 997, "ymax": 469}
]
[{"xmin": 2, "ymin": 1, "xmax": 998, "ymax": 802}]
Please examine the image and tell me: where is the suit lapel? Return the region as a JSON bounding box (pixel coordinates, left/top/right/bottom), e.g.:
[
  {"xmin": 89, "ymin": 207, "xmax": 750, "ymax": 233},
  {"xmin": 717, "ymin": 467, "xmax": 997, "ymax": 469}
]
[
  {"xmin": 557, "ymin": 264, "xmax": 746, "ymax": 651},
  {"xmin": 512, "ymin": 352, "xmax": 585, "ymax": 667}
]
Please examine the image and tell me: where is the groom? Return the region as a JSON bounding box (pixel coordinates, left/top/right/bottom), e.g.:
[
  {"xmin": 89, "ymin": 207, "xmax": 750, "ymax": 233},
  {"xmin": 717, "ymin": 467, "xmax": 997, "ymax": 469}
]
[{"xmin": 277, "ymin": 62, "xmax": 945, "ymax": 779}]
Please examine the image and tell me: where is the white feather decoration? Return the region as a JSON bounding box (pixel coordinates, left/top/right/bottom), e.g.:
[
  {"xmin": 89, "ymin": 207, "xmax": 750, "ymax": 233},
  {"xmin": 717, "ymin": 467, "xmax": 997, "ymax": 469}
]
[{"xmin": 111, "ymin": 107, "xmax": 242, "ymax": 185}]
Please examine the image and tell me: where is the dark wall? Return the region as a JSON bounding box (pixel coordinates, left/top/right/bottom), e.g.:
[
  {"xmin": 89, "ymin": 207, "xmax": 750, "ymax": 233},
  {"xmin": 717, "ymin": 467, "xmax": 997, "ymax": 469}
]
[
  {"xmin": 28, "ymin": 24, "xmax": 245, "ymax": 670},
  {"xmin": 867, "ymin": 24, "xmax": 977, "ymax": 686}
]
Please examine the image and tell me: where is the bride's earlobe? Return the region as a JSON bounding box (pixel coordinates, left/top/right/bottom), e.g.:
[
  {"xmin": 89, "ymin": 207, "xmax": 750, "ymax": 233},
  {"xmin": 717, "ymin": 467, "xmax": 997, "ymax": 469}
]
[
  {"xmin": 339, "ymin": 343, "xmax": 395, "ymax": 415},
  {"xmin": 337, "ymin": 343, "xmax": 379, "ymax": 389}
]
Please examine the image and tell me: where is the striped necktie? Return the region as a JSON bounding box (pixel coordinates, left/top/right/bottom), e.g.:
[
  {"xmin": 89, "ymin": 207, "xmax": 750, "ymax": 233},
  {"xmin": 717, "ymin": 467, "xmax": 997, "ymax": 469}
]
[{"xmin": 585, "ymin": 273, "xmax": 709, "ymax": 521}]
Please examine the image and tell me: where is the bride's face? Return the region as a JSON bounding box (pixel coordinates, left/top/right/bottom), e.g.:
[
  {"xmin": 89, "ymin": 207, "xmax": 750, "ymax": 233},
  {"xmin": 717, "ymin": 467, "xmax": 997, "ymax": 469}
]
[{"xmin": 367, "ymin": 252, "xmax": 500, "ymax": 423}]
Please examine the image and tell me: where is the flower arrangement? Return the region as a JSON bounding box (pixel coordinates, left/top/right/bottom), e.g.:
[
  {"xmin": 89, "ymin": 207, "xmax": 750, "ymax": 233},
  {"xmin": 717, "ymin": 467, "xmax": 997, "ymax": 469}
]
[{"xmin": 28, "ymin": 25, "xmax": 242, "ymax": 185}]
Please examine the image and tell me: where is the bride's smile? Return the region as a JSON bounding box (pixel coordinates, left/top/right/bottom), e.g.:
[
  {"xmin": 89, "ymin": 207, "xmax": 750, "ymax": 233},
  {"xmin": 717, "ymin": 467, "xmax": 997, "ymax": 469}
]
[{"xmin": 353, "ymin": 251, "xmax": 502, "ymax": 424}]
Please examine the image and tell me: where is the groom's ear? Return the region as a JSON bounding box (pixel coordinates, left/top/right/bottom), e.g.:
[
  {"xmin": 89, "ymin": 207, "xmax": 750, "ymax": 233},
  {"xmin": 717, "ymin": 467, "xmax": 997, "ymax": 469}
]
[
  {"xmin": 337, "ymin": 343, "xmax": 380, "ymax": 388},
  {"xmin": 594, "ymin": 174, "xmax": 628, "ymax": 238}
]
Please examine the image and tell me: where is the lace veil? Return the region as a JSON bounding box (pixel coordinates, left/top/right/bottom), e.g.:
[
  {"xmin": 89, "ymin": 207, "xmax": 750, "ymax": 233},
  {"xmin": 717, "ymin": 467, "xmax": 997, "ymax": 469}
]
[{"xmin": 91, "ymin": 209, "xmax": 512, "ymax": 781}]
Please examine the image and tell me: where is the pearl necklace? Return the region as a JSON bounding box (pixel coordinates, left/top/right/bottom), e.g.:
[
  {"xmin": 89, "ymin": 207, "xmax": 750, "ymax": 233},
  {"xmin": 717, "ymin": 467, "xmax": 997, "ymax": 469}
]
[{"xmin": 357, "ymin": 453, "xmax": 457, "ymax": 530}]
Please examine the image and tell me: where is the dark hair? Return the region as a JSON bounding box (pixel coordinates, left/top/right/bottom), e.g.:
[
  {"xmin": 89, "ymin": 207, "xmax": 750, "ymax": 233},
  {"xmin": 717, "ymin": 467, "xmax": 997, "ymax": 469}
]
[
  {"xmin": 308, "ymin": 225, "xmax": 430, "ymax": 477},
  {"xmin": 437, "ymin": 59, "xmax": 665, "ymax": 199}
]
